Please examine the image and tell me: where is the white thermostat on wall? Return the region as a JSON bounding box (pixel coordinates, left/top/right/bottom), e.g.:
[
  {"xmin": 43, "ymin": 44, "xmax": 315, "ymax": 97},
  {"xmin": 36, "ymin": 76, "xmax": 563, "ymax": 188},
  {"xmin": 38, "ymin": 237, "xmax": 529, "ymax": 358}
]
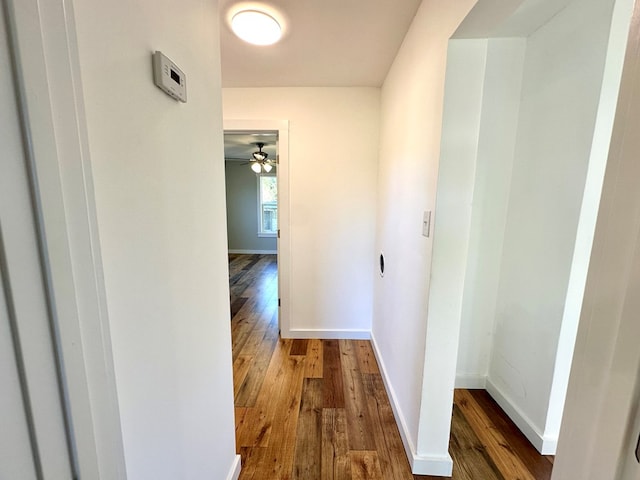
[{"xmin": 152, "ymin": 51, "xmax": 187, "ymax": 103}]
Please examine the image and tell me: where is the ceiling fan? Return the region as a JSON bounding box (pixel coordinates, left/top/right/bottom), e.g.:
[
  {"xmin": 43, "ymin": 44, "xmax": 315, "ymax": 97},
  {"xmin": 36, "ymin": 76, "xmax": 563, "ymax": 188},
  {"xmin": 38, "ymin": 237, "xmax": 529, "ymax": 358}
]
[
  {"xmin": 225, "ymin": 142, "xmax": 277, "ymax": 173},
  {"xmin": 249, "ymin": 142, "xmax": 275, "ymax": 173}
]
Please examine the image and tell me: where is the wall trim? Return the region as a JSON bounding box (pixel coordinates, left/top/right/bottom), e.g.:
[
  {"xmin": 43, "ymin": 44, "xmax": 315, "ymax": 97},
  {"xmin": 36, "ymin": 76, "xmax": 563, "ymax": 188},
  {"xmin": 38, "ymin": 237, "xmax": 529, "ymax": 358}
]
[
  {"xmin": 371, "ymin": 333, "xmax": 453, "ymax": 476},
  {"xmin": 226, "ymin": 454, "xmax": 241, "ymax": 480},
  {"xmin": 286, "ymin": 329, "xmax": 370, "ymax": 340},
  {"xmin": 486, "ymin": 378, "xmax": 557, "ymax": 454},
  {"xmin": 228, "ymin": 249, "xmax": 277, "ymax": 254},
  {"xmin": 455, "ymin": 373, "xmax": 487, "ymax": 389},
  {"xmin": 411, "ymin": 454, "xmax": 454, "ymax": 477}
]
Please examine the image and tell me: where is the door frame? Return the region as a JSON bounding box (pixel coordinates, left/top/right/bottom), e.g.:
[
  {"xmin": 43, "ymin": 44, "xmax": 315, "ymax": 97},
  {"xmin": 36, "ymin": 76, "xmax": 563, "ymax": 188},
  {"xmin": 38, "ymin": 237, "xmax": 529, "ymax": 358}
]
[
  {"xmin": 5, "ymin": 0, "xmax": 126, "ymax": 477},
  {"xmin": 224, "ymin": 119, "xmax": 291, "ymax": 336}
]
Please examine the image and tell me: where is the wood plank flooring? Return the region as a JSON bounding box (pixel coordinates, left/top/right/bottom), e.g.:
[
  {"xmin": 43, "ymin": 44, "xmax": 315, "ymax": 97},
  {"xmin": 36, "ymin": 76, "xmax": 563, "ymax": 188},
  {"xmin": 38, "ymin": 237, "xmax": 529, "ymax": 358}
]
[{"xmin": 229, "ymin": 254, "xmax": 554, "ymax": 480}]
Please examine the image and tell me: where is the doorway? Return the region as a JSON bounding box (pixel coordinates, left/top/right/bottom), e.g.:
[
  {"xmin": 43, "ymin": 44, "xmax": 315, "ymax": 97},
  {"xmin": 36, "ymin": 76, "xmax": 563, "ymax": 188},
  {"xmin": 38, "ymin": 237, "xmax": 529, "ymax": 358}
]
[
  {"xmin": 223, "ymin": 119, "xmax": 290, "ymax": 337},
  {"xmin": 224, "ymin": 129, "xmax": 279, "ymax": 335}
]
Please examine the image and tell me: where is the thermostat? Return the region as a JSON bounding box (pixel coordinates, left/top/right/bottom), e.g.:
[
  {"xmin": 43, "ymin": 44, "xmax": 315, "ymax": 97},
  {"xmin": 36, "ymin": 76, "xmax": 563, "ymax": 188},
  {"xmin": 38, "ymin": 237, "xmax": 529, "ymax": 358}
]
[{"xmin": 152, "ymin": 51, "xmax": 187, "ymax": 102}]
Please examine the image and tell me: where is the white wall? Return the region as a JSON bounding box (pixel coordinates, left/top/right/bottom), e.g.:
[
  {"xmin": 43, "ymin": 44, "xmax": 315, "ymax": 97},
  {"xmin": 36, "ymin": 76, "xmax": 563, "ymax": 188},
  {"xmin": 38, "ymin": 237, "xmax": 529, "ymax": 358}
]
[
  {"xmin": 225, "ymin": 162, "xmax": 277, "ymax": 253},
  {"xmin": 446, "ymin": 0, "xmax": 631, "ymax": 454},
  {"xmin": 456, "ymin": 38, "xmax": 525, "ymax": 388},
  {"xmin": 552, "ymin": 1, "xmax": 640, "ymax": 475},
  {"xmin": 543, "ymin": 0, "xmax": 635, "ymax": 444},
  {"xmin": 223, "ymin": 87, "xmax": 379, "ymax": 337},
  {"xmin": 371, "ymin": 0, "xmax": 477, "ymax": 475},
  {"xmin": 488, "ymin": 0, "xmax": 619, "ymax": 452},
  {"xmin": 415, "ymin": 38, "xmax": 487, "ymax": 474},
  {"xmin": 72, "ymin": 0, "xmax": 239, "ymax": 478}
]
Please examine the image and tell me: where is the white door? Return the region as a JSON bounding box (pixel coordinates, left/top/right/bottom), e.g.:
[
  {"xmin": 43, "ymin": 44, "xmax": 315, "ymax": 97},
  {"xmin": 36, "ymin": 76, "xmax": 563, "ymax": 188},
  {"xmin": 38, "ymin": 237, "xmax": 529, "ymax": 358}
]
[{"xmin": 0, "ymin": 5, "xmax": 75, "ymax": 479}]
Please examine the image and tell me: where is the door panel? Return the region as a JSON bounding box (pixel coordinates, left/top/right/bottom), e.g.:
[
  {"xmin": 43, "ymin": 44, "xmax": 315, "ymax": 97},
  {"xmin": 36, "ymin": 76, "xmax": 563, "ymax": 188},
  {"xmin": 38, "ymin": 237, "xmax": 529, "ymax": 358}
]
[
  {"xmin": 0, "ymin": 3, "xmax": 74, "ymax": 478},
  {"xmin": 0, "ymin": 266, "xmax": 38, "ymax": 480}
]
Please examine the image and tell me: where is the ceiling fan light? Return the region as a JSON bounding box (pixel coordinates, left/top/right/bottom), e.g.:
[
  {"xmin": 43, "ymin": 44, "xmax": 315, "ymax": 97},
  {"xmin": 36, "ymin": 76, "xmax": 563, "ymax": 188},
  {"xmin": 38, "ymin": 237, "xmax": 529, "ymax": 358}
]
[
  {"xmin": 251, "ymin": 162, "xmax": 262, "ymax": 173},
  {"xmin": 253, "ymin": 152, "xmax": 268, "ymax": 161},
  {"xmin": 231, "ymin": 10, "xmax": 282, "ymax": 46},
  {"xmin": 263, "ymin": 163, "xmax": 273, "ymax": 173}
]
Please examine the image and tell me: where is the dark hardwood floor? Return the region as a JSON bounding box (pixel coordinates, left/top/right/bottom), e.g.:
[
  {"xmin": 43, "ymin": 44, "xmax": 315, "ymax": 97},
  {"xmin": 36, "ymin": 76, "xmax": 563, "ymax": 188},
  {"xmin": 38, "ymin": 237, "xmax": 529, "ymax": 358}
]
[{"xmin": 229, "ymin": 254, "xmax": 553, "ymax": 480}]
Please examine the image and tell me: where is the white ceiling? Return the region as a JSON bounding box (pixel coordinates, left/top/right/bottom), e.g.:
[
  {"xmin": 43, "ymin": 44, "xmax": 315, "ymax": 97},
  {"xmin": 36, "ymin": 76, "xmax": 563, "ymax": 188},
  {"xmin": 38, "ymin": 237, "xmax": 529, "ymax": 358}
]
[
  {"xmin": 219, "ymin": 0, "xmax": 422, "ymax": 88},
  {"xmin": 453, "ymin": 0, "xmax": 573, "ymax": 38}
]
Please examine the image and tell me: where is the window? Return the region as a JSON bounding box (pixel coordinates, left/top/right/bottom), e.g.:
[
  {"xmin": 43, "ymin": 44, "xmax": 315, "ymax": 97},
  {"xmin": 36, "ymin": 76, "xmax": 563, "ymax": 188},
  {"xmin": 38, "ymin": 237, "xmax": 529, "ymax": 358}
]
[{"xmin": 258, "ymin": 174, "xmax": 277, "ymax": 236}]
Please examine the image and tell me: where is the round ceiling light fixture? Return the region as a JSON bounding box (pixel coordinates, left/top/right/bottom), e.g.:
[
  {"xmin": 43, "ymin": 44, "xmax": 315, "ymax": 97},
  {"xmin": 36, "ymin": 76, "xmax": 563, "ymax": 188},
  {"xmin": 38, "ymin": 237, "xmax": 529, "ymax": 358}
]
[{"xmin": 231, "ymin": 10, "xmax": 282, "ymax": 46}]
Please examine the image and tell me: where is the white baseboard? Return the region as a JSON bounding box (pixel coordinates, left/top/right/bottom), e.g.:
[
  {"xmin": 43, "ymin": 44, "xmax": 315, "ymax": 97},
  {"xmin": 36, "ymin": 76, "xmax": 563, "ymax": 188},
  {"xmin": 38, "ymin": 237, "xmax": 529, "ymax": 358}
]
[
  {"xmin": 370, "ymin": 333, "xmax": 453, "ymax": 477},
  {"xmin": 286, "ymin": 329, "xmax": 370, "ymax": 340},
  {"xmin": 228, "ymin": 249, "xmax": 277, "ymax": 254},
  {"xmin": 226, "ymin": 454, "xmax": 241, "ymax": 480},
  {"xmin": 485, "ymin": 379, "xmax": 557, "ymax": 454},
  {"xmin": 455, "ymin": 373, "xmax": 487, "ymax": 389},
  {"xmin": 412, "ymin": 454, "xmax": 453, "ymax": 477}
]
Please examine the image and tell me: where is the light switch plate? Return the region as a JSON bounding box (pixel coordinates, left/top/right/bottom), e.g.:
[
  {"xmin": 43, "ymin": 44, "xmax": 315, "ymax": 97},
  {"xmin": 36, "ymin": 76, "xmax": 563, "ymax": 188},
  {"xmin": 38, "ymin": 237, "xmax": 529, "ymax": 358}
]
[{"xmin": 422, "ymin": 211, "xmax": 431, "ymax": 238}]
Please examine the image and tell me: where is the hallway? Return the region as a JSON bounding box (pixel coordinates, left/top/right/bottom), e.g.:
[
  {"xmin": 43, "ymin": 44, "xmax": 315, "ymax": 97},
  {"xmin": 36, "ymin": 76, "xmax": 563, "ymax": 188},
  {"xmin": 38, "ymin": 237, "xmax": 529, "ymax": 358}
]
[{"xmin": 229, "ymin": 254, "xmax": 553, "ymax": 479}]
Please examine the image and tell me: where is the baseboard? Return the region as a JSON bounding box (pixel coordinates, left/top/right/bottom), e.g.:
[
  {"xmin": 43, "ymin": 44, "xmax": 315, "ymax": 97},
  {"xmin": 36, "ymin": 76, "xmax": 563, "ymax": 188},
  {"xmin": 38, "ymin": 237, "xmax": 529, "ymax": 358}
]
[
  {"xmin": 228, "ymin": 249, "xmax": 277, "ymax": 254},
  {"xmin": 286, "ymin": 329, "xmax": 371, "ymax": 340},
  {"xmin": 370, "ymin": 333, "xmax": 453, "ymax": 477},
  {"xmin": 485, "ymin": 379, "xmax": 557, "ymax": 454},
  {"xmin": 226, "ymin": 454, "xmax": 241, "ymax": 480},
  {"xmin": 455, "ymin": 373, "xmax": 487, "ymax": 389},
  {"xmin": 412, "ymin": 454, "xmax": 453, "ymax": 477}
]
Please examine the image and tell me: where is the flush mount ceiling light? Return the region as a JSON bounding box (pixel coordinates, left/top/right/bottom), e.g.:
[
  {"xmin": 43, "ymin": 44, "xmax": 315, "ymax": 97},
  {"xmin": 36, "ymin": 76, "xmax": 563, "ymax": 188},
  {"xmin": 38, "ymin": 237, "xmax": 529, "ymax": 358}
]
[{"xmin": 231, "ymin": 10, "xmax": 282, "ymax": 46}]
